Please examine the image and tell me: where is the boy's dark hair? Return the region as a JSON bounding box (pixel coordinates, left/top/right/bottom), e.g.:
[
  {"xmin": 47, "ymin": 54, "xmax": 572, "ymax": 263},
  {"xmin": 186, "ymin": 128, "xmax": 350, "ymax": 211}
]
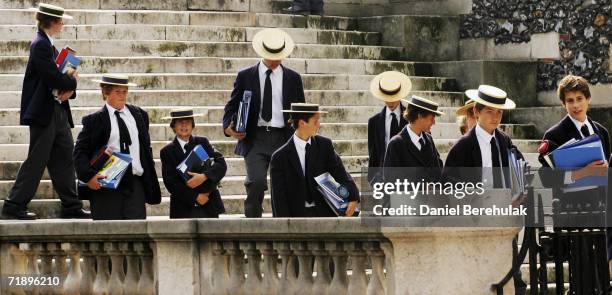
[
  {"xmin": 170, "ymin": 118, "xmax": 195, "ymax": 130},
  {"xmin": 403, "ymin": 104, "xmax": 435, "ymax": 123},
  {"xmin": 36, "ymin": 12, "xmax": 60, "ymax": 31},
  {"xmin": 557, "ymin": 75, "xmax": 591, "ymax": 103},
  {"xmin": 289, "ymin": 112, "xmax": 316, "ymax": 129}
]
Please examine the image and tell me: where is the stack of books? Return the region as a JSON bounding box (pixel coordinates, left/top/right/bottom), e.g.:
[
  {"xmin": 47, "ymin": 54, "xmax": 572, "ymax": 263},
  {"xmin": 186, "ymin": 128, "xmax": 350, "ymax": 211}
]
[{"xmin": 314, "ymin": 172, "xmax": 357, "ymax": 216}]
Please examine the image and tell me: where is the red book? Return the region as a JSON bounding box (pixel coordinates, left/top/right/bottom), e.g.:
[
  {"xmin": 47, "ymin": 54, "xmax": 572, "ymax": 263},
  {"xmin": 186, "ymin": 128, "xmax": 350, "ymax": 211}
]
[{"xmin": 55, "ymin": 46, "xmax": 76, "ymax": 68}]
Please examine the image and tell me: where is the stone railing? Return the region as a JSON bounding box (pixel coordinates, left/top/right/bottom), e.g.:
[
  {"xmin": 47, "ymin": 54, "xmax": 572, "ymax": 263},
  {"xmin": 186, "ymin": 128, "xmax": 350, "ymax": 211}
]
[{"xmin": 0, "ymin": 218, "xmax": 520, "ymax": 294}]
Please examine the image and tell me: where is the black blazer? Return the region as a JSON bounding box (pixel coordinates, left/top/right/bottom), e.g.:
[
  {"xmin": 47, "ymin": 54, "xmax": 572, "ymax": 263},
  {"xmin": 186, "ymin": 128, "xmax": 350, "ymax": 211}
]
[
  {"xmin": 367, "ymin": 104, "xmax": 408, "ymax": 183},
  {"xmin": 160, "ymin": 136, "xmax": 227, "ymax": 218},
  {"xmin": 270, "ymin": 135, "xmax": 359, "ymax": 217},
  {"xmin": 73, "ymin": 104, "xmax": 161, "ymax": 204},
  {"xmin": 537, "ymin": 115, "xmax": 610, "ymax": 207},
  {"xmin": 21, "ymin": 30, "xmax": 77, "ymax": 128},
  {"xmin": 382, "ymin": 126, "xmax": 443, "ymax": 182},
  {"xmin": 222, "ymin": 62, "xmax": 305, "ymax": 156},
  {"xmin": 443, "ymin": 126, "xmax": 522, "ymax": 185}
]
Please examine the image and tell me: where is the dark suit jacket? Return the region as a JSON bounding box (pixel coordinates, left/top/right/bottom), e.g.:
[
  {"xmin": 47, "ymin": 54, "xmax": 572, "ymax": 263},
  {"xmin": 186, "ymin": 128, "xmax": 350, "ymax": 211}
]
[
  {"xmin": 537, "ymin": 115, "xmax": 610, "ymax": 209},
  {"xmin": 444, "ymin": 126, "xmax": 522, "ymax": 185},
  {"xmin": 270, "ymin": 135, "xmax": 359, "ymax": 217},
  {"xmin": 73, "ymin": 104, "xmax": 161, "ymax": 204},
  {"xmin": 383, "ymin": 126, "xmax": 443, "ymax": 182},
  {"xmin": 160, "ymin": 136, "xmax": 227, "ymax": 218},
  {"xmin": 222, "ymin": 62, "xmax": 305, "ymax": 156},
  {"xmin": 367, "ymin": 104, "xmax": 408, "ymax": 183},
  {"xmin": 21, "ymin": 30, "xmax": 77, "ymax": 128}
]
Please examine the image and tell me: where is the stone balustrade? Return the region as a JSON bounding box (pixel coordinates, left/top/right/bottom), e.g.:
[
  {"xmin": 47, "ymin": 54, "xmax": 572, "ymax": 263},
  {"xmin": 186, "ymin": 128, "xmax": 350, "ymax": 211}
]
[{"xmin": 0, "ymin": 218, "xmax": 520, "ymax": 294}]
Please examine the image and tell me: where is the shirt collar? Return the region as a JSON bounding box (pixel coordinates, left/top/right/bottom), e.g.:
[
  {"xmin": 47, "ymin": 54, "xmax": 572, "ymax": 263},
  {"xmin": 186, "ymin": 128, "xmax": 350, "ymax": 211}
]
[
  {"xmin": 406, "ymin": 125, "xmax": 423, "ymax": 143},
  {"xmin": 293, "ymin": 133, "xmax": 311, "ymax": 150},
  {"xmin": 44, "ymin": 31, "xmax": 54, "ymax": 46},
  {"xmin": 106, "ymin": 103, "xmax": 128, "ymax": 114},
  {"xmin": 475, "ymin": 123, "xmax": 495, "ymax": 143},
  {"xmin": 568, "ymin": 115, "xmax": 591, "ymax": 132},
  {"xmin": 259, "ymin": 60, "xmax": 282, "ymax": 76},
  {"xmin": 176, "ymin": 137, "xmax": 189, "ymax": 150}
]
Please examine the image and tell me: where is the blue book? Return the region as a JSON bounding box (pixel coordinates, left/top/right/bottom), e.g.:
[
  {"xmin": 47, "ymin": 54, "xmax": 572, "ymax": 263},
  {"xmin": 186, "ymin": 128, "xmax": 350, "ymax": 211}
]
[
  {"xmin": 59, "ymin": 52, "xmax": 80, "ymax": 74},
  {"xmin": 77, "ymin": 152, "xmax": 132, "ymax": 189},
  {"xmin": 176, "ymin": 145, "xmax": 210, "ymax": 182},
  {"xmin": 551, "ymin": 135, "xmax": 607, "ymax": 188},
  {"xmin": 235, "ymin": 91, "xmax": 251, "ymax": 133}
]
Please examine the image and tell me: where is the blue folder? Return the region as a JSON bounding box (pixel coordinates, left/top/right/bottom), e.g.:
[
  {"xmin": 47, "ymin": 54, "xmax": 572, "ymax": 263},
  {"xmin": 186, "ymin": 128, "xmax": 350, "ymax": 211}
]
[
  {"xmin": 236, "ymin": 91, "xmax": 251, "ymax": 133},
  {"xmin": 550, "ymin": 134, "xmax": 607, "ymax": 188},
  {"xmin": 59, "ymin": 52, "xmax": 80, "ymax": 74},
  {"xmin": 176, "ymin": 145, "xmax": 210, "ymax": 181},
  {"xmin": 98, "ymin": 152, "xmax": 132, "ymax": 189}
]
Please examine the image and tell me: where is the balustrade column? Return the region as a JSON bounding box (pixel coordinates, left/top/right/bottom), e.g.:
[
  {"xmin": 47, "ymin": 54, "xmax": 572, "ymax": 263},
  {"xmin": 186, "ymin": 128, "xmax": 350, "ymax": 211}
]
[
  {"xmin": 208, "ymin": 241, "xmax": 229, "ymax": 295},
  {"xmin": 225, "ymin": 241, "xmax": 245, "ymax": 295},
  {"xmin": 91, "ymin": 242, "xmax": 110, "ymax": 295},
  {"xmin": 46, "ymin": 242, "xmax": 67, "ymax": 295},
  {"xmin": 61, "ymin": 243, "xmax": 82, "ymax": 295},
  {"xmin": 80, "ymin": 242, "xmax": 96, "ymax": 295},
  {"xmin": 327, "ymin": 242, "xmax": 348, "ymax": 295},
  {"xmin": 120, "ymin": 242, "xmax": 139, "ymax": 295},
  {"xmin": 275, "ymin": 242, "xmax": 299, "ymax": 295},
  {"xmin": 134, "ymin": 242, "xmax": 155, "ymax": 295},
  {"xmin": 241, "ymin": 242, "xmax": 262, "ymax": 295},
  {"xmin": 311, "ymin": 241, "xmax": 332, "ymax": 295},
  {"xmin": 364, "ymin": 242, "xmax": 385, "ymax": 295},
  {"xmin": 40, "ymin": 243, "xmax": 55, "ymax": 295},
  {"xmin": 257, "ymin": 242, "xmax": 279, "ymax": 295},
  {"xmin": 347, "ymin": 242, "xmax": 367, "ymax": 295},
  {"xmin": 292, "ymin": 242, "xmax": 313, "ymax": 294}
]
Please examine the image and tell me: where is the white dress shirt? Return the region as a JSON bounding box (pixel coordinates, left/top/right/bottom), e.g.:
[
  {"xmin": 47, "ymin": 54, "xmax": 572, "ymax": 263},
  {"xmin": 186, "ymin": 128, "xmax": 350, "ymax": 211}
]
[
  {"xmin": 563, "ymin": 116, "xmax": 597, "ymax": 191},
  {"xmin": 385, "ymin": 106, "xmax": 402, "ymax": 147},
  {"xmin": 475, "ymin": 123, "xmax": 506, "ymax": 189},
  {"xmin": 406, "ymin": 125, "xmax": 425, "ymax": 151},
  {"xmin": 257, "ymin": 61, "xmax": 284, "ymax": 128},
  {"xmin": 177, "ymin": 137, "xmax": 188, "ymax": 154},
  {"xmin": 105, "ymin": 104, "xmax": 143, "ymax": 176},
  {"xmin": 292, "ymin": 134, "xmax": 315, "ymax": 207}
]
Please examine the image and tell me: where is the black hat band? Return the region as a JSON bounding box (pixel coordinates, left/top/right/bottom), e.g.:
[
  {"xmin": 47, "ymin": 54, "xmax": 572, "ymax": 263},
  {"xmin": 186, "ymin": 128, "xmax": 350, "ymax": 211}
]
[
  {"xmin": 478, "ymin": 90, "xmax": 507, "ymax": 105},
  {"xmin": 170, "ymin": 110, "xmax": 194, "ymax": 118},
  {"xmin": 379, "ymin": 81, "xmax": 401, "ymax": 95},
  {"xmin": 291, "ymin": 105, "xmax": 320, "ymax": 112},
  {"xmin": 410, "ymin": 98, "xmax": 439, "ymax": 112},
  {"xmin": 39, "ymin": 5, "xmax": 64, "ymax": 17},
  {"xmin": 263, "ymin": 40, "xmax": 286, "ymax": 54},
  {"xmin": 101, "ymin": 76, "xmax": 129, "ymax": 85}
]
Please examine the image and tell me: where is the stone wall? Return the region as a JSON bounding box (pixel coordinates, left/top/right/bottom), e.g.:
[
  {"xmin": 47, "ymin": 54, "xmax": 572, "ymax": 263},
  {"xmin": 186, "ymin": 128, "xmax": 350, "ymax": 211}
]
[{"xmin": 461, "ymin": 0, "xmax": 612, "ymax": 91}]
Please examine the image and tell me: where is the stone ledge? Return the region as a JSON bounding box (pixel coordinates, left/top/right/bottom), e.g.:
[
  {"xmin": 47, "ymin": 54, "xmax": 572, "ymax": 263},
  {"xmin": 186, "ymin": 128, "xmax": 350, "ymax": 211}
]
[{"xmin": 460, "ymin": 32, "xmax": 560, "ymax": 61}]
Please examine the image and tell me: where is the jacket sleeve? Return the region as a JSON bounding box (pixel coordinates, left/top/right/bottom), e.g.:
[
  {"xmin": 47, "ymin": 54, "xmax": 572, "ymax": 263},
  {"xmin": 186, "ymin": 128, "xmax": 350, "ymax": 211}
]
[
  {"xmin": 73, "ymin": 115, "xmax": 99, "ymax": 183},
  {"xmin": 270, "ymin": 152, "xmax": 291, "ymax": 217},
  {"xmin": 31, "ymin": 40, "xmax": 77, "ymax": 92},
  {"xmin": 223, "ymin": 71, "xmax": 244, "ymax": 136},
  {"xmin": 160, "ymin": 147, "xmax": 199, "ymax": 207},
  {"xmin": 326, "ymin": 141, "xmax": 360, "ymax": 202},
  {"xmin": 367, "ymin": 118, "xmax": 379, "ymax": 184},
  {"xmin": 294, "ymin": 72, "xmax": 306, "ymax": 103},
  {"xmin": 198, "ymin": 138, "xmax": 227, "ymax": 194}
]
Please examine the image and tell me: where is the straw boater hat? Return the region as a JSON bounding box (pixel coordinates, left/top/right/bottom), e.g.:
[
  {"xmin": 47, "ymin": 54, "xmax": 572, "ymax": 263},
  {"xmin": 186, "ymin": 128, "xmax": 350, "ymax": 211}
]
[
  {"xmin": 465, "ymin": 85, "xmax": 516, "ymax": 110},
  {"xmin": 455, "ymin": 99, "xmax": 476, "ymax": 116},
  {"xmin": 252, "ymin": 28, "xmax": 295, "ymax": 60},
  {"xmin": 92, "ymin": 74, "xmax": 137, "ymax": 87},
  {"xmin": 282, "ymin": 103, "xmax": 328, "ymax": 114},
  {"xmin": 30, "ymin": 3, "xmax": 73, "ymax": 20},
  {"xmin": 161, "ymin": 108, "xmax": 204, "ymax": 121},
  {"xmin": 402, "ymin": 95, "xmax": 445, "ymax": 116},
  {"xmin": 369, "ymin": 71, "xmax": 412, "ymax": 102}
]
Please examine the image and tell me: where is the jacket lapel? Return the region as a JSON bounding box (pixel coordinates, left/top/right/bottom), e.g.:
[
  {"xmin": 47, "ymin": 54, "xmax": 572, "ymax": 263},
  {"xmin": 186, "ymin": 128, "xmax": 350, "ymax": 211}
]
[
  {"xmin": 400, "ymin": 127, "xmax": 426, "ymax": 166},
  {"xmin": 468, "ymin": 128, "xmax": 483, "ymax": 167},
  {"xmin": 99, "ymin": 106, "xmax": 111, "ymax": 145},
  {"xmin": 287, "ymin": 138, "xmax": 304, "ymax": 178},
  {"xmin": 307, "ymin": 136, "xmax": 319, "ymax": 178},
  {"xmin": 281, "ymin": 64, "xmax": 290, "ymax": 110},
  {"xmin": 376, "ymin": 106, "xmax": 386, "ymax": 151},
  {"xmin": 172, "ymin": 137, "xmax": 186, "ymax": 157},
  {"xmin": 495, "ymin": 130, "xmax": 510, "ymax": 167},
  {"xmin": 250, "ymin": 63, "xmax": 261, "ymax": 120},
  {"xmin": 560, "ymin": 115, "xmax": 582, "ymax": 141}
]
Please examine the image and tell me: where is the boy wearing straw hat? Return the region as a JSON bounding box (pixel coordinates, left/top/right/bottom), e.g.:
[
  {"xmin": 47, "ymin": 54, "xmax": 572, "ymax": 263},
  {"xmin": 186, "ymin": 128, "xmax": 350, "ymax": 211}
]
[
  {"xmin": 73, "ymin": 75, "xmax": 161, "ymax": 220},
  {"xmin": 270, "ymin": 103, "xmax": 359, "ymax": 217},
  {"xmin": 367, "ymin": 71, "xmax": 410, "ymax": 184},
  {"xmin": 223, "ymin": 28, "xmax": 305, "ymax": 218},
  {"xmin": 2, "ymin": 3, "xmax": 87, "ymax": 220},
  {"xmin": 444, "ymin": 85, "xmax": 522, "ymax": 189},
  {"xmin": 160, "ymin": 109, "xmax": 227, "ymax": 219}
]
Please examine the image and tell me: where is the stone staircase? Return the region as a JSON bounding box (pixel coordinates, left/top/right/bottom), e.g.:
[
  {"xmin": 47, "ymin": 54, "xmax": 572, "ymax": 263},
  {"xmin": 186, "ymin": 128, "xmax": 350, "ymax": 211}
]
[{"xmin": 0, "ymin": 1, "xmax": 545, "ymax": 220}]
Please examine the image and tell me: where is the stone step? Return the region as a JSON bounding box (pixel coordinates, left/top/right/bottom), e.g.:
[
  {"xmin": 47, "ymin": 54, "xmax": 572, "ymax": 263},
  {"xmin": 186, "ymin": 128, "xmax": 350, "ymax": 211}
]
[
  {"xmin": 0, "ymin": 39, "xmax": 405, "ymax": 60},
  {"xmin": 0, "ymin": 105, "xmax": 471, "ymax": 127},
  {"xmin": 0, "ymin": 9, "xmax": 358, "ymax": 30},
  {"xmin": 0, "ymin": 25, "xmax": 381, "ymax": 46},
  {"xmin": 508, "ymin": 105, "xmax": 612, "ymax": 137},
  {"xmin": 0, "ymin": 90, "xmax": 463, "ymax": 109},
  {"xmin": 0, "ymin": 56, "xmax": 418, "ymax": 75},
  {"xmin": 0, "ymin": 73, "xmax": 457, "ymax": 91},
  {"xmin": 0, "ymin": 195, "xmax": 271, "ymax": 218},
  {"xmin": 0, "ymin": 123, "xmax": 538, "ymax": 144},
  {"xmin": 0, "ymin": 152, "xmax": 543, "ymax": 182},
  {"xmin": 0, "ymin": 138, "xmax": 543, "ymax": 162}
]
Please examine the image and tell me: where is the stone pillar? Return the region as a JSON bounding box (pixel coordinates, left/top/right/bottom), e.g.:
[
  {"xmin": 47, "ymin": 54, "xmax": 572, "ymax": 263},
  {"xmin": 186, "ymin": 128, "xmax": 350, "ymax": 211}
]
[
  {"xmin": 153, "ymin": 240, "xmax": 200, "ymax": 295},
  {"xmin": 382, "ymin": 227, "xmax": 520, "ymax": 294},
  {"xmin": 134, "ymin": 242, "xmax": 155, "ymax": 295},
  {"xmin": 61, "ymin": 243, "xmax": 82, "ymax": 295}
]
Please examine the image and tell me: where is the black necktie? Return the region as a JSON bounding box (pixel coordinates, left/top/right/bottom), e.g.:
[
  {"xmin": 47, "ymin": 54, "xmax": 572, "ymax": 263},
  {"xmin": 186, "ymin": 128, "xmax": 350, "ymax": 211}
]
[
  {"xmin": 580, "ymin": 124, "xmax": 590, "ymax": 138},
  {"xmin": 390, "ymin": 113, "xmax": 400, "ymax": 139},
  {"xmin": 418, "ymin": 137, "xmax": 426, "ymax": 150},
  {"xmin": 490, "ymin": 137, "xmax": 502, "ymax": 188},
  {"xmin": 115, "ymin": 110, "xmax": 131, "ymax": 154},
  {"xmin": 304, "ymin": 143, "xmax": 313, "ymax": 203},
  {"xmin": 262, "ymin": 69, "xmax": 273, "ymax": 122}
]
